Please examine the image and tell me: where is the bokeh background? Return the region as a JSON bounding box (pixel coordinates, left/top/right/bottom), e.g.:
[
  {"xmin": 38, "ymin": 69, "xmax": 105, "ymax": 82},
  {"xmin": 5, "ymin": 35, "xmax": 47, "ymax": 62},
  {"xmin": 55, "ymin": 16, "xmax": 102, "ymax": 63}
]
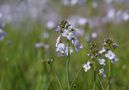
[{"xmin": 0, "ymin": 0, "xmax": 129, "ymax": 90}]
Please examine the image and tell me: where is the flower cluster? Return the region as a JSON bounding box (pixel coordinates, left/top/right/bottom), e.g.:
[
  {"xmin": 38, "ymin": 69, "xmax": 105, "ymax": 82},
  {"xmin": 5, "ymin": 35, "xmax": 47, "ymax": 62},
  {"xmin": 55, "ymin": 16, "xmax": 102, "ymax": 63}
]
[
  {"xmin": 83, "ymin": 38, "xmax": 118, "ymax": 78},
  {"xmin": 56, "ymin": 20, "xmax": 82, "ymax": 56}
]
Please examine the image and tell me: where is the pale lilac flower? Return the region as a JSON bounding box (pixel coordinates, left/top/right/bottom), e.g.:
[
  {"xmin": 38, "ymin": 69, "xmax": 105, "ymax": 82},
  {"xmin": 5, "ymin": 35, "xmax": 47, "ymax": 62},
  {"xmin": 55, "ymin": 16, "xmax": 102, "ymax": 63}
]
[
  {"xmin": 107, "ymin": 9, "xmax": 115, "ymax": 19},
  {"xmin": 91, "ymin": 32, "xmax": 97, "ymax": 38},
  {"xmin": 46, "ymin": 20, "xmax": 55, "ymax": 29},
  {"xmin": 0, "ymin": 29, "xmax": 7, "ymax": 41},
  {"xmin": 99, "ymin": 68, "xmax": 106, "ymax": 78},
  {"xmin": 122, "ymin": 12, "xmax": 129, "ymax": 21},
  {"xmin": 111, "ymin": 57, "xmax": 118, "ymax": 63},
  {"xmin": 83, "ymin": 61, "xmax": 91, "ymax": 72},
  {"xmin": 72, "ymin": 39, "xmax": 83, "ymax": 51},
  {"xmin": 56, "ymin": 43, "xmax": 73, "ymax": 56},
  {"xmin": 78, "ymin": 17, "xmax": 87, "ymax": 25},
  {"xmin": 62, "ymin": 29, "xmax": 75, "ymax": 40},
  {"xmin": 35, "ymin": 43, "xmax": 44, "ymax": 48},
  {"xmin": 105, "ymin": 50, "xmax": 115, "ymax": 60},
  {"xmin": 56, "ymin": 20, "xmax": 82, "ymax": 56},
  {"xmin": 56, "ymin": 26, "xmax": 61, "ymax": 32},
  {"xmin": 76, "ymin": 28, "xmax": 84, "ymax": 36},
  {"xmin": 56, "ymin": 43, "xmax": 65, "ymax": 54},
  {"xmin": 98, "ymin": 58, "xmax": 106, "ymax": 66}
]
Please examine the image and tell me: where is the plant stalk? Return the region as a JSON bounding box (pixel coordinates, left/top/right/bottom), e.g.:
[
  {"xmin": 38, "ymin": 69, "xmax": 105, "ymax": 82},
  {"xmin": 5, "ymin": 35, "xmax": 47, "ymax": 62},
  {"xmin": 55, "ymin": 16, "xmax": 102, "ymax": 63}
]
[
  {"xmin": 66, "ymin": 40, "xmax": 71, "ymax": 90},
  {"xmin": 107, "ymin": 60, "xmax": 111, "ymax": 90},
  {"xmin": 93, "ymin": 61, "xmax": 96, "ymax": 90}
]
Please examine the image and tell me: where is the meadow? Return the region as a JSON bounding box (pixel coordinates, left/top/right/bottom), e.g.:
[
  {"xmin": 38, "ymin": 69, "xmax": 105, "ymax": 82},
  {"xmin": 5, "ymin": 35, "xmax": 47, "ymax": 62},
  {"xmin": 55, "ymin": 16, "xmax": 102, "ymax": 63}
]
[{"xmin": 0, "ymin": 0, "xmax": 129, "ymax": 90}]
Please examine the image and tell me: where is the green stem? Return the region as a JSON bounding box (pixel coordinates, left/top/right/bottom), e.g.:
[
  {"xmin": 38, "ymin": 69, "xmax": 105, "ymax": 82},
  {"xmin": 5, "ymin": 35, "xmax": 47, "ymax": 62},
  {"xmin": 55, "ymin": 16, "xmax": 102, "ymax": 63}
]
[
  {"xmin": 50, "ymin": 64, "xmax": 63, "ymax": 90},
  {"xmin": 93, "ymin": 61, "xmax": 96, "ymax": 90},
  {"xmin": 66, "ymin": 40, "xmax": 71, "ymax": 90},
  {"xmin": 97, "ymin": 75, "xmax": 104, "ymax": 90},
  {"xmin": 70, "ymin": 67, "xmax": 82, "ymax": 89},
  {"xmin": 107, "ymin": 60, "xmax": 111, "ymax": 90}
]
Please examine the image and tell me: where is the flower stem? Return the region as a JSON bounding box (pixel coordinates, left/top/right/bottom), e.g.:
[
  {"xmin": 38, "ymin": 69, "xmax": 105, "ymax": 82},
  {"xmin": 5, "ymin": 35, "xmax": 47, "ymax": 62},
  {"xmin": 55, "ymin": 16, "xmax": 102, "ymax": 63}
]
[
  {"xmin": 107, "ymin": 60, "xmax": 111, "ymax": 90},
  {"xmin": 49, "ymin": 64, "xmax": 63, "ymax": 90},
  {"xmin": 97, "ymin": 75, "xmax": 104, "ymax": 90},
  {"xmin": 66, "ymin": 40, "xmax": 71, "ymax": 90},
  {"xmin": 70, "ymin": 67, "xmax": 82, "ymax": 89},
  {"xmin": 93, "ymin": 61, "xmax": 96, "ymax": 90}
]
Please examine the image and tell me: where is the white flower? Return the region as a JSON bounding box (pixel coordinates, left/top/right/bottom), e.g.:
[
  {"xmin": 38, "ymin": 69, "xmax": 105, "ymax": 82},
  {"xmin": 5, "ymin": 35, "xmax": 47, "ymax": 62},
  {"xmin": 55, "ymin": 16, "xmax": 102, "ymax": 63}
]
[
  {"xmin": 62, "ymin": 29, "xmax": 75, "ymax": 40},
  {"xmin": 105, "ymin": 50, "xmax": 115, "ymax": 60},
  {"xmin": 98, "ymin": 58, "xmax": 106, "ymax": 66},
  {"xmin": 67, "ymin": 25, "xmax": 73, "ymax": 31},
  {"xmin": 99, "ymin": 68, "xmax": 106, "ymax": 78},
  {"xmin": 83, "ymin": 61, "xmax": 91, "ymax": 72},
  {"xmin": 56, "ymin": 35, "xmax": 61, "ymax": 47},
  {"xmin": 99, "ymin": 47, "xmax": 106, "ymax": 54}
]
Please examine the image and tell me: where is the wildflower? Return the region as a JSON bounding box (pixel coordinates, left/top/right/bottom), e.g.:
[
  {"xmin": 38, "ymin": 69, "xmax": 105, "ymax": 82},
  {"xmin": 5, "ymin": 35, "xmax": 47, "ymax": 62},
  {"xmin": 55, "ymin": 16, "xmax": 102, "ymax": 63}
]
[
  {"xmin": 105, "ymin": 50, "xmax": 115, "ymax": 60},
  {"xmin": 56, "ymin": 35, "xmax": 61, "ymax": 47},
  {"xmin": 107, "ymin": 8, "xmax": 115, "ymax": 19},
  {"xmin": 62, "ymin": 29, "xmax": 75, "ymax": 40},
  {"xmin": 46, "ymin": 20, "xmax": 55, "ymax": 29},
  {"xmin": 78, "ymin": 17, "xmax": 87, "ymax": 25},
  {"xmin": 56, "ymin": 43, "xmax": 73, "ymax": 56},
  {"xmin": 99, "ymin": 47, "xmax": 106, "ymax": 54},
  {"xmin": 83, "ymin": 61, "xmax": 91, "ymax": 72},
  {"xmin": 112, "ymin": 43, "xmax": 119, "ymax": 49},
  {"xmin": 91, "ymin": 32, "xmax": 97, "ymax": 39},
  {"xmin": 98, "ymin": 58, "xmax": 106, "ymax": 66},
  {"xmin": 99, "ymin": 68, "xmax": 106, "ymax": 78},
  {"xmin": 56, "ymin": 43, "xmax": 66, "ymax": 54},
  {"xmin": 55, "ymin": 20, "xmax": 82, "ymax": 56},
  {"xmin": 111, "ymin": 57, "xmax": 118, "ymax": 64},
  {"xmin": 56, "ymin": 26, "xmax": 61, "ymax": 32},
  {"xmin": 122, "ymin": 12, "xmax": 129, "ymax": 21},
  {"xmin": 72, "ymin": 39, "xmax": 83, "ymax": 51},
  {"xmin": 35, "ymin": 43, "xmax": 44, "ymax": 48},
  {"xmin": 0, "ymin": 29, "xmax": 7, "ymax": 41}
]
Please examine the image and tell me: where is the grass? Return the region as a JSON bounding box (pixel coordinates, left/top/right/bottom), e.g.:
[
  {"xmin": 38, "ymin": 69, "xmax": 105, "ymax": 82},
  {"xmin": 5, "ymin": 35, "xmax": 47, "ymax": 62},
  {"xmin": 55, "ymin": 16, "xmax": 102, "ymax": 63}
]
[
  {"xmin": 0, "ymin": 20, "xmax": 128, "ymax": 90},
  {"xmin": 0, "ymin": 2, "xmax": 129, "ymax": 90}
]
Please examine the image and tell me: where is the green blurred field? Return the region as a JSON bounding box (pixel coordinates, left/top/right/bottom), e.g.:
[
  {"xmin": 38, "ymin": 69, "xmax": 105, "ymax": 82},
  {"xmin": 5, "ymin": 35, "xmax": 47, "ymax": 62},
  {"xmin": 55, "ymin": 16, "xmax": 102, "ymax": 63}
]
[
  {"xmin": 0, "ymin": 21, "xmax": 128, "ymax": 90},
  {"xmin": 0, "ymin": 1, "xmax": 129, "ymax": 90}
]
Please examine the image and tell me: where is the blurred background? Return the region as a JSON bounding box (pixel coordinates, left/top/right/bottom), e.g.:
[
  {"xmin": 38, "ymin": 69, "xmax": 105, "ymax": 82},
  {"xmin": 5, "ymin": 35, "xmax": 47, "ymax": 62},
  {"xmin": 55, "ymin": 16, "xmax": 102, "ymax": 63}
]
[{"xmin": 0, "ymin": 0, "xmax": 129, "ymax": 90}]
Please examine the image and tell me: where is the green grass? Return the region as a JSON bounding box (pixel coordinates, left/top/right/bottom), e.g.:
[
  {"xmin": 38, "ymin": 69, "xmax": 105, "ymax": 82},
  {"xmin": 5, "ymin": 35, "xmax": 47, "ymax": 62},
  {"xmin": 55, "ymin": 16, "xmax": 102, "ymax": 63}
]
[{"xmin": 0, "ymin": 20, "xmax": 128, "ymax": 90}]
